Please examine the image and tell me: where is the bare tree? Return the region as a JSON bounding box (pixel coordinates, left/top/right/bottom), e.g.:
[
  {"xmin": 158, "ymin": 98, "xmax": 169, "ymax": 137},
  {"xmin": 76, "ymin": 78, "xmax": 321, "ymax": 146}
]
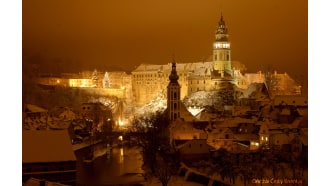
[
  {"xmin": 263, "ymin": 65, "xmax": 279, "ymax": 98},
  {"xmin": 155, "ymin": 155, "xmax": 176, "ymax": 186},
  {"xmin": 293, "ymin": 74, "xmax": 306, "ymax": 95},
  {"xmin": 129, "ymin": 112, "xmax": 179, "ymax": 184},
  {"xmin": 232, "ymin": 61, "xmax": 248, "ymax": 74}
]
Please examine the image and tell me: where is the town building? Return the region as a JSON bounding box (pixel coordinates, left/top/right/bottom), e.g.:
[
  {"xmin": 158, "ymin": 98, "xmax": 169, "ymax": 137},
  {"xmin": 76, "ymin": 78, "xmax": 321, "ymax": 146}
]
[{"xmin": 22, "ymin": 130, "xmax": 77, "ymax": 185}]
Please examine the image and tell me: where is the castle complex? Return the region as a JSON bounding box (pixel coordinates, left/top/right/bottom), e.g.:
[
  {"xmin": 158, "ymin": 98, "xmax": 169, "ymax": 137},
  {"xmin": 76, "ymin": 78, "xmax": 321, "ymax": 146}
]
[{"xmin": 36, "ymin": 14, "xmax": 301, "ymax": 107}]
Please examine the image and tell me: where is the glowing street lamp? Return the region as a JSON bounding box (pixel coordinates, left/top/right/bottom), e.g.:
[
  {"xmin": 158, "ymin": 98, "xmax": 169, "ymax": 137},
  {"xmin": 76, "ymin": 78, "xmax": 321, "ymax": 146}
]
[{"xmin": 118, "ymin": 119, "xmax": 124, "ymax": 126}]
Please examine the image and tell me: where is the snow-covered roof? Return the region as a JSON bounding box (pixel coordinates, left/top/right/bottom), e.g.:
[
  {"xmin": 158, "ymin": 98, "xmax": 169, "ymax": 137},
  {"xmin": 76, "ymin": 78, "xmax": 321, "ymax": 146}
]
[
  {"xmin": 23, "ymin": 130, "xmax": 76, "ymax": 163},
  {"xmin": 176, "ymin": 139, "xmax": 209, "ymax": 150},
  {"xmin": 244, "ymin": 73, "xmax": 265, "ymax": 84},
  {"xmin": 132, "ymin": 64, "xmax": 160, "ymax": 72},
  {"xmin": 188, "ymin": 66, "xmax": 212, "ymax": 78},
  {"xmin": 212, "ymin": 117, "xmax": 257, "ymax": 128},
  {"xmin": 24, "ymin": 177, "xmax": 70, "ymax": 186},
  {"xmin": 179, "ymin": 102, "xmax": 198, "ymax": 122},
  {"xmin": 59, "ymin": 110, "xmax": 76, "ymax": 120},
  {"xmin": 132, "ymin": 62, "xmax": 213, "ymax": 73},
  {"xmin": 108, "ymin": 71, "xmax": 128, "ymax": 78},
  {"xmin": 25, "ymin": 104, "xmax": 48, "ymax": 113},
  {"xmin": 239, "ymin": 83, "xmax": 268, "ymax": 99},
  {"xmin": 49, "ymin": 107, "xmax": 77, "ymax": 120}
]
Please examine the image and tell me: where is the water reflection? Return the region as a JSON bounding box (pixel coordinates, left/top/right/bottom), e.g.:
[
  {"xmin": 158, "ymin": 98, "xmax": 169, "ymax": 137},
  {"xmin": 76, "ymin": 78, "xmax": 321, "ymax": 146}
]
[
  {"xmin": 75, "ymin": 143, "xmax": 144, "ymax": 185},
  {"xmin": 120, "ymin": 147, "xmax": 124, "ymax": 163}
]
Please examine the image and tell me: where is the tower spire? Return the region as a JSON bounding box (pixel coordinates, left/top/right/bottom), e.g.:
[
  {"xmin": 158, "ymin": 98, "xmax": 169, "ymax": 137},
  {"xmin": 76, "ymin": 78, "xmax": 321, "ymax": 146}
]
[
  {"xmin": 169, "ymin": 58, "xmax": 179, "ymax": 83},
  {"xmin": 167, "ymin": 60, "xmax": 181, "ymax": 121},
  {"xmin": 216, "ymin": 12, "xmax": 228, "ymax": 35}
]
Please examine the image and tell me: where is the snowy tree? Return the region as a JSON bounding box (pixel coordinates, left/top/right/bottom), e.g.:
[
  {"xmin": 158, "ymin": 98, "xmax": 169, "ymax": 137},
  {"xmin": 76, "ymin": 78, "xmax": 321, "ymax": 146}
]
[
  {"xmin": 103, "ymin": 72, "xmax": 110, "ymax": 88},
  {"xmin": 92, "ymin": 69, "xmax": 99, "ymax": 88}
]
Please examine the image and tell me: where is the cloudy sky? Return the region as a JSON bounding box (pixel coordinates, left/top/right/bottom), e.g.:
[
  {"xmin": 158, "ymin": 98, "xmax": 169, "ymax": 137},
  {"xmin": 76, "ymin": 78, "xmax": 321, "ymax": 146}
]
[{"xmin": 23, "ymin": 0, "xmax": 307, "ymax": 80}]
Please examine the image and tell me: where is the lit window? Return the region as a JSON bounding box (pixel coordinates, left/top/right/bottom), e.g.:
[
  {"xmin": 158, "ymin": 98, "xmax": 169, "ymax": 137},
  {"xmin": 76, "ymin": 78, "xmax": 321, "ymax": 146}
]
[
  {"xmin": 266, "ymin": 137, "xmax": 268, "ymax": 141},
  {"xmin": 261, "ymin": 136, "xmax": 264, "ymax": 141}
]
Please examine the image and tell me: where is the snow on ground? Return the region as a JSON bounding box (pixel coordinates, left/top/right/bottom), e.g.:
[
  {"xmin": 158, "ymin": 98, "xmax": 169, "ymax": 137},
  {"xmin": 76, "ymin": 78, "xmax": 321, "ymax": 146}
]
[{"xmin": 135, "ymin": 97, "xmax": 167, "ymax": 115}]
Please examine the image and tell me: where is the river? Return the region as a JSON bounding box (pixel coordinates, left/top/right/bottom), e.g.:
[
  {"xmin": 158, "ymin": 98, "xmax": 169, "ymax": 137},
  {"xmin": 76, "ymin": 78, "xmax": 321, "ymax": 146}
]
[{"xmin": 75, "ymin": 141, "xmax": 145, "ymax": 186}]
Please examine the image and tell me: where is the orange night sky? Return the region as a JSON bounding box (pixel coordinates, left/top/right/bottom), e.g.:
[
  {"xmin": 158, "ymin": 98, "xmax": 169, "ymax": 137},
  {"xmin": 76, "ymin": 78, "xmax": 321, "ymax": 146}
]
[{"xmin": 23, "ymin": 0, "xmax": 307, "ymax": 82}]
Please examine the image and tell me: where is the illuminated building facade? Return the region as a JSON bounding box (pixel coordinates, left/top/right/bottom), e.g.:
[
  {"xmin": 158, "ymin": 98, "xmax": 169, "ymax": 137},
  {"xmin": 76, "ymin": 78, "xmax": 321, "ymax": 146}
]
[
  {"xmin": 36, "ymin": 14, "xmax": 301, "ymax": 107},
  {"xmin": 131, "ymin": 62, "xmax": 206, "ymax": 106}
]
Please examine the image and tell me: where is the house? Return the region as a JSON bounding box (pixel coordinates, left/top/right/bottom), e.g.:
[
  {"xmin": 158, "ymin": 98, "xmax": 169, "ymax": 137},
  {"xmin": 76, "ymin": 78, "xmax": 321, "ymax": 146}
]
[
  {"xmin": 258, "ymin": 122, "xmax": 270, "ymax": 147},
  {"xmin": 23, "ymin": 104, "xmax": 48, "ymax": 119},
  {"xmin": 237, "ymin": 83, "xmax": 270, "ymax": 110},
  {"xmin": 49, "ymin": 106, "xmax": 76, "ymax": 121},
  {"xmin": 170, "ymin": 120, "xmax": 207, "ymax": 144},
  {"xmin": 207, "ymin": 127, "xmax": 235, "ymax": 152},
  {"xmin": 22, "ymin": 130, "xmax": 77, "ymax": 185},
  {"xmin": 79, "ymin": 102, "xmax": 113, "ymax": 134}
]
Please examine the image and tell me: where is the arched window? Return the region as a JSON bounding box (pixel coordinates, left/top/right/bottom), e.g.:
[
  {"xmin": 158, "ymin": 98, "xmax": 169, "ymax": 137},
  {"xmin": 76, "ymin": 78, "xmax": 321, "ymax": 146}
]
[
  {"xmin": 174, "ymin": 103, "xmax": 177, "ymax": 109},
  {"xmin": 174, "ymin": 92, "xmax": 177, "ymax": 99}
]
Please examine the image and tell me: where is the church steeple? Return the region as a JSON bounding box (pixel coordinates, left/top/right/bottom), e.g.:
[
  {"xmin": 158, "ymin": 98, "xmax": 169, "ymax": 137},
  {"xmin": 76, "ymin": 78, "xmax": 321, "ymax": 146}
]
[
  {"xmin": 167, "ymin": 62, "xmax": 181, "ymax": 121},
  {"xmin": 169, "ymin": 62, "xmax": 179, "ymax": 83}
]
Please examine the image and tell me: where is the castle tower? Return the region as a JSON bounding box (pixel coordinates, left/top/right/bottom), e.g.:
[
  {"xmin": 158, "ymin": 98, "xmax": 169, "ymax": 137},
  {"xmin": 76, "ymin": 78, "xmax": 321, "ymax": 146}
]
[
  {"xmin": 213, "ymin": 13, "xmax": 232, "ymax": 77},
  {"xmin": 167, "ymin": 62, "xmax": 181, "ymax": 121}
]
